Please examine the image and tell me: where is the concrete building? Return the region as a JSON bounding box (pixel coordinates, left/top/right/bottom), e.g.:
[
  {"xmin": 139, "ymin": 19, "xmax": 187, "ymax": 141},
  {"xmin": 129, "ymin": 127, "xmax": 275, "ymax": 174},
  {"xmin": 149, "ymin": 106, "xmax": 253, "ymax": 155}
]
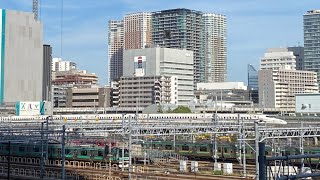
[
  {"xmin": 0, "ymin": 9, "xmax": 43, "ymax": 104},
  {"xmin": 66, "ymin": 87, "xmax": 110, "ymax": 108},
  {"xmin": 193, "ymin": 82, "xmax": 252, "ymax": 108},
  {"xmin": 124, "ymin": 12, "xmax": 152, "ymax": 50},
  {"xmin": 115, "ymin": 76, "xmax": 178, "ymax": 108},
  {"xmin": 123, "ymin": 47, "xmax": 194, "ymax": 105},
  {"xmin": 52, "ymin": 69, "xmax": 98, "ymax": 87},
  {"xmin": 259, "ymin": 69, "xmax": 318, "ymax": 109},
  {"xmin": 108, "ymin": 20, "xmax": 124, "ymax": 84},
  {"xmin": 295, "ymin": 93, "xmax": 320, "ymax": 115},
  {"xmin": 43, "ymin": 44, "xmax": 52, "ymax": 101},
  {"xmin": 288, "ymin": 46, "xmax": 304, "ymax": 70},
  {"xmin": 152, "ymin": 9, "xmax": 203, "ymax": 83},
  {"xmin": 260, "ymin": 48, "xmax": 296, "ymax": 70},
  {"xmin": 304, "ymin": 10, "xmax": 320, "ymax": 85},
  {"xmin": 52, "ymin": 58, "xmax": 76, "ymax": 72},
  {"xmin": 53, "ymin": 85, "xmax": 68, "ymax": 107},
  {"xmin": 197, "ymin": 82, "xmax": 247, "ymax": 90},
  {"xmin": 202, "ymin": 13, "xmax": 227, "ymax": 82}
]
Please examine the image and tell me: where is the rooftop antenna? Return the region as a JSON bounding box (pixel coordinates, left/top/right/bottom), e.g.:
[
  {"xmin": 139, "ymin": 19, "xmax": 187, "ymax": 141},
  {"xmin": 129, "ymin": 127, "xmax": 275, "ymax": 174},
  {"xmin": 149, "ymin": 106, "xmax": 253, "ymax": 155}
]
[{"xmin": 33, "ymin": 0, "xmax": 38, "ymax": 21}]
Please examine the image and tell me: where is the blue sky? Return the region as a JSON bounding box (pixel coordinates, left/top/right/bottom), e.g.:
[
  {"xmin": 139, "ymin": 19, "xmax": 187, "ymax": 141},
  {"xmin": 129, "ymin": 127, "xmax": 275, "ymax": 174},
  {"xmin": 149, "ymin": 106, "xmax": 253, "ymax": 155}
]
[{"xmin": 0, "ymin": 0, "xmax": 319, "ymax": 85}]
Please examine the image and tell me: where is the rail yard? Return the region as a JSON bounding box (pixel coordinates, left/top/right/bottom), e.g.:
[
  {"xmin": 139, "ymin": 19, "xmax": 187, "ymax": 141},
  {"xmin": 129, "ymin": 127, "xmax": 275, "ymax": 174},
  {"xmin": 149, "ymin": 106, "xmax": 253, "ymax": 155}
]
[{"xmin": 0, "ymin": 113, "xmax": 320, "ymax": 179}]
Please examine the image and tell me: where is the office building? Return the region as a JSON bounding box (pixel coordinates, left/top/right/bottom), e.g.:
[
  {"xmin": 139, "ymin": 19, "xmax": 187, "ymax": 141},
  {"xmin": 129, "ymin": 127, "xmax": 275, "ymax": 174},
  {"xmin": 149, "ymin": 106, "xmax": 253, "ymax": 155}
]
[
  {"xmin": 248, "ymin": 64, "xmax": 258, "ymax": 90},
  {"xmin": 115, "ymin": 76, "xmax": 178, "ymax": 108},
  {"xmin": 202, "ymin": 13, "xmax": 227, "ymax": 82},
  {"xmin": 260, "ymin": 48, "xmax": 296, "ymax": 70},
  {"xmin": 288, "ymin": 46, "xmax": 304, "ymax": 70},
  {"xmin": 123, "ymin": 47, "xmax": 194, "ymax": 105},
  {"xmin": 0, "ymin": 9, "xmax": 43, "ymax": 104},
  {"xmin": 52, "ymin": 58, "xmax": 76, "ymax": 72},
  {"xmin": 259, "ymin": 69, "xmax": 318, "ymax": 109},
  {"xmin": 152, "ymin": 9, "xmax": 203, "ymax": 83},
  {"xmin": 43, "ymin": 44, "xmax": 52, "ymax": 101},
  {"xmin": 124, "ymin": 12, "xmax": 152, "ymax": 50},
  {"xmin": 108, "ymin": 20, "xmax": 124, "ymax": 84},
  {"xmin": 66, "ymin": 87, "xmax": 110, "ymax": 108},
  {"xmin": 304, "ymin": 10, "xmax": 320, "ymax": 84}
]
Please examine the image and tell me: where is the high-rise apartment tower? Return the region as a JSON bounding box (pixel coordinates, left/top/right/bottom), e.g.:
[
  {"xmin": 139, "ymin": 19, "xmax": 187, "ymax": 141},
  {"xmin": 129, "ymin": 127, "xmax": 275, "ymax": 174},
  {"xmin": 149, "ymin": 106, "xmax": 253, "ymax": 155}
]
[
  {"xmin": 304, "ymin": 10, "xmax": 320, "ymax": 85},
  {"xmin": 152, "ymin": 9, "xmax": 203, "ymax": 83},
  {"xmin": 124, "ymin": 12, "xmax": 152, "ymax": 50},
  {"xmin": 202, "ymin": 13, "xmax": 227, "ymax": 82},
  {"xmin": 108, "ymin": 20, "xmax": 124, "ymax": 84}
]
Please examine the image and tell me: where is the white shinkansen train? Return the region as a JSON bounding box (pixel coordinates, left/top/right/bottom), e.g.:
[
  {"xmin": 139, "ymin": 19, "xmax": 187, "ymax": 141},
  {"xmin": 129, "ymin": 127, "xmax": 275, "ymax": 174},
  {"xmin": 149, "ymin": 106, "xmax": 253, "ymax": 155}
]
[{"xmin": 0, "ymin": 113, "xmax": 287, "ymax": 125}]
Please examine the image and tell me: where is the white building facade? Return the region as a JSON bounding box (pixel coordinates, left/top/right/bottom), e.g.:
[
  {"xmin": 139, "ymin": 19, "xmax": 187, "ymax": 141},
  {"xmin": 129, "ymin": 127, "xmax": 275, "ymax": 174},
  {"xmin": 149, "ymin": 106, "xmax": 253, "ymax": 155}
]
[
  {"xmin": 260, "ymin": 48, "xmax": 296, "ymax": 70},
  {"xmin": 202, "ymin": 13, "xmax": 227, "ymax": 82},
  {"xmin": 123, "ymin": 48, "xmax": 194, "ymax": 105},
  {"xmin": 259, "ymin": 69, "xmax": 318, "ymax": 109},
  {"xmin": 52, "ymin": 58, "xmax": 76, "ymax": 72}
]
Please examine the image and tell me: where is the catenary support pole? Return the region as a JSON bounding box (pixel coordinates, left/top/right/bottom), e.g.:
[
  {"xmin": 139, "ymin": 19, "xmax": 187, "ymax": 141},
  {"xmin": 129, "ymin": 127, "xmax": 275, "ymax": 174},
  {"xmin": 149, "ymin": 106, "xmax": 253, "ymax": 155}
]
[
  {"xmin": 259, "ymin": 142, "xmax": 266, "ymax": 180},
  {"xmin": 255, "ymin": 121, "xmax": 259, "ymax": 180},
  {"xmin": 61, "ymin": 125, "xmax": 66, "ymax": 180}
]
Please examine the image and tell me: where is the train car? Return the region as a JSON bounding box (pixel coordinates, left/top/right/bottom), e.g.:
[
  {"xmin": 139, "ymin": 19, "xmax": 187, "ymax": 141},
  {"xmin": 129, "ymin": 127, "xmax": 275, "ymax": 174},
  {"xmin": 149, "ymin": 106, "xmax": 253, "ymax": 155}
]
[
  {"xmin": 3, "ymin": 113, "xmax": 287, "ymax": 126},
  {"xmin": 0, "ymin": 142, "xmax": 129, "ymax": 167}
]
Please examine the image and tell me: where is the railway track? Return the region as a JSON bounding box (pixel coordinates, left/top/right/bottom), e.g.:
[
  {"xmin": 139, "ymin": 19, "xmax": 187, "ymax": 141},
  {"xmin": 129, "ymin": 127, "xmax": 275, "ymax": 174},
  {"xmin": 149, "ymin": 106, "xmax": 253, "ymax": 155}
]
[{"xmin": 0, "ymin": 161, "xmax": 254, "ymax": 180}]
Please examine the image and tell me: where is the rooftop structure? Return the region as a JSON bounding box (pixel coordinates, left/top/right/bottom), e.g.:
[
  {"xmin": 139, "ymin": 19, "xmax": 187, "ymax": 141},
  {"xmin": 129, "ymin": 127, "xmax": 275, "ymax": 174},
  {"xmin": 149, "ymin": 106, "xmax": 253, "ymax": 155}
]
[
  {"xmin": 52, "ymin": 69, "xmax": 98, "ymax": 87},
  {"xmin": 197, "ymin": 82, "xmax": 247, "ymax": 90}
]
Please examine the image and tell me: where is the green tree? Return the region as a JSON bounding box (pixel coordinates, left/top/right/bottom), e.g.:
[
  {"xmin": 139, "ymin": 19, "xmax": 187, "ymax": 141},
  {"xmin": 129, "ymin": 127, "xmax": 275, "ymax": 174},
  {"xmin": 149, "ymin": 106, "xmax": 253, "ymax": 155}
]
[{"xmin": 170, "ymin": 106, "xmax": 191, "ymax": 113}]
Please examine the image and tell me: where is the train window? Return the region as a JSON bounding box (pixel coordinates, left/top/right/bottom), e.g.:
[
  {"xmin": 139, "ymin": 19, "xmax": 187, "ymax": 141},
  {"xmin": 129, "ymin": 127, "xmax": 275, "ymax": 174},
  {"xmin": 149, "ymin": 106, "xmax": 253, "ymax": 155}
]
[
  {"xmin": 19, "ymin": 146, "xmax": 25, "ymax": 152},
  {"xmin": 65, "ymin": 149, "xmax": 71, "ymax": 154},
  {"xmin": 165, "ymin": 145, "xmax": 172, "ymax": 150},
  {"xmin": 182, "ymin": 146, "xmax": 189, "ymax": 151},
  {"xmin": 224, "ymin": 148, "xmax": 227, "ymax": 153},
  {"xmin": 200, "ymin": 146, "xmax": 207, "ymax": 152},
  {"xmin": 98, "ymin": 151, "xmax": 103, "ymax": 156},
  {"xmin": 218, "ymin": 148, "xmax": 221, "ymax": 153},
  {"xmin": 34, "ymin": 147, "xmax": 40, "ymax": 152},
  {"xmin": 81, "ymin": 150, "xmax": 87, "ymax": 156}
]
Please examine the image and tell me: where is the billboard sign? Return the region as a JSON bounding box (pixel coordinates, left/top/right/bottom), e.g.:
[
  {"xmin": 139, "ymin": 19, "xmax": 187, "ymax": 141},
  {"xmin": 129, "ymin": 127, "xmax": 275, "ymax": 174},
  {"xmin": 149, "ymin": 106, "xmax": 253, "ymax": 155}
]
[
  {"xmin": 134, "ymin": 56, "xmax": 146, "ymax": 77},
  {"xmin": 16, "ymin": 101, "xmax": 45, "ymax": 116}
]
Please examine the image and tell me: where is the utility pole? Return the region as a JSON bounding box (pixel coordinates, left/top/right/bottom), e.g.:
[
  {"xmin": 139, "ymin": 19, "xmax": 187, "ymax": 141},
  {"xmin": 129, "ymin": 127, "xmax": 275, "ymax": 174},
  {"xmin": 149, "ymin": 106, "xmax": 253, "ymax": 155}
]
[{"xmin": 33, "ymin": 0, "xmax": 38, "ymax": 20}]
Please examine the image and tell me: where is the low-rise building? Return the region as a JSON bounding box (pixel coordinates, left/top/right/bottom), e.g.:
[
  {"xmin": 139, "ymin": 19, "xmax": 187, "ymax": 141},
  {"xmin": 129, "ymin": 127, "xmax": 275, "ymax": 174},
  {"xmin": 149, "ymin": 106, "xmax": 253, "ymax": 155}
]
[
  {"xmin": 52, "ymin": 69, "xmax": 98, "ymax": 86},
  {"xmin": 113, "ymin": 76, "xmax": 178, "ymax": 108},
  {"xmin": 66, "ymin": 87, "xmax": 110, "ymax": 108},
  {"xmin": 194, "ymin": 82, "xmax": 252, "ymax": 107},
  {"xmin": 259, "ymin": 69, "xmax": 318, "ymax": 109}
]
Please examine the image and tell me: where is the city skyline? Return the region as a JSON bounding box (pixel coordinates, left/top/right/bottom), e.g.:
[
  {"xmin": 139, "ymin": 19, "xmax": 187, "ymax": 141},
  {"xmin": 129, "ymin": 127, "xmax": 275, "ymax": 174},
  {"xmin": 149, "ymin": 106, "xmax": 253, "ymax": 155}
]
[{"xmin": 0, "ymin": 0, "xmax": 319, "ymax": 85}]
